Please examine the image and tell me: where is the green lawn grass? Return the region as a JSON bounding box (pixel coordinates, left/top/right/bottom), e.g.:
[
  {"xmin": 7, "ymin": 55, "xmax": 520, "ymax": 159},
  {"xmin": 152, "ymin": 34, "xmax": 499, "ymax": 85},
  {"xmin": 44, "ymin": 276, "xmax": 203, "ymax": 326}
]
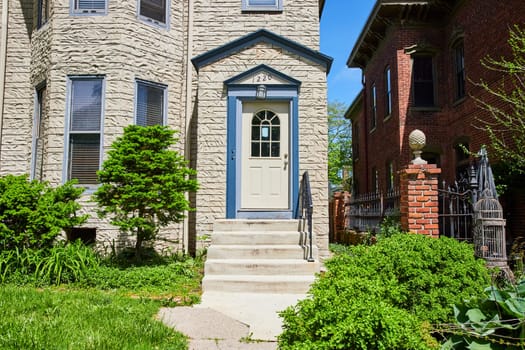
[
  {"xmin": 0, "ymin": 248, "xmax": 206, "ymax": 350},
  {"xmin": 0, "ymin": 285, "xmax": 187, "ymax": 349}
]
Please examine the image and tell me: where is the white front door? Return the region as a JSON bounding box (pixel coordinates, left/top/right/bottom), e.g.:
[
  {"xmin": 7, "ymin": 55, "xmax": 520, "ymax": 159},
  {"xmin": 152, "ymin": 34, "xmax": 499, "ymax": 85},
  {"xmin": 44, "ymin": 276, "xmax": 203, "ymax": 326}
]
[{"xmin": 241, "ymin": 102, "xmax": 289, "ymax": 210}]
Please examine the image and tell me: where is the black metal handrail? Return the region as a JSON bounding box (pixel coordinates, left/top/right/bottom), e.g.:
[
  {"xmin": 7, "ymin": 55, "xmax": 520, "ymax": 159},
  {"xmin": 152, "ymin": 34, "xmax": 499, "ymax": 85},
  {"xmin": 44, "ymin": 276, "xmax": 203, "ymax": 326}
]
[{"xmin": 300, "ymin": 171, "xmax": 314, "ymax": 262}]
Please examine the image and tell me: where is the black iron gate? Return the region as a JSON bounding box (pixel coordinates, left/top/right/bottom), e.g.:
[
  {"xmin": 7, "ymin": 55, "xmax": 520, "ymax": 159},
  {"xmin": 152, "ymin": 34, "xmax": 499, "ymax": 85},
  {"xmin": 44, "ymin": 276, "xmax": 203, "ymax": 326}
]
[{"xmin": 438, "ymin": 167, "xmax": 476, "ymax": 242}]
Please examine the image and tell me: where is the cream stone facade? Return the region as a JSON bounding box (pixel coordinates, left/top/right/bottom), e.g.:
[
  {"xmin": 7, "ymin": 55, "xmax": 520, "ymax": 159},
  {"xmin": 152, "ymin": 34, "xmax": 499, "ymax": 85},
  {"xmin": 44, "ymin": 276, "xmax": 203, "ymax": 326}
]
[{"xmin": 0, "ymin": 0, "xmax": 331, "ymax": 257}]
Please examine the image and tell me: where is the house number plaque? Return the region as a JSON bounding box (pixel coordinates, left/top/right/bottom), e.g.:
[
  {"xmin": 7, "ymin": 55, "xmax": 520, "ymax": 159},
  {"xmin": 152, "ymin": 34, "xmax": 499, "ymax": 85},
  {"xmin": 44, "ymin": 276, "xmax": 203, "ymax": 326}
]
[{"xmin": 252, "ymin": 72, "xmax": 273, "ymax": 83}]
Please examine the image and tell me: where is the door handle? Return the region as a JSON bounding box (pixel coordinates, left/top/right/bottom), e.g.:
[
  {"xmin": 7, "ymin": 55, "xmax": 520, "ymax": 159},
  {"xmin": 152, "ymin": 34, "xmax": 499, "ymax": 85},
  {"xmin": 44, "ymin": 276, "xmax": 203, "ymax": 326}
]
[{"xmin": 284, "ymin": 153, "xmax": 288, "ymax": 170}]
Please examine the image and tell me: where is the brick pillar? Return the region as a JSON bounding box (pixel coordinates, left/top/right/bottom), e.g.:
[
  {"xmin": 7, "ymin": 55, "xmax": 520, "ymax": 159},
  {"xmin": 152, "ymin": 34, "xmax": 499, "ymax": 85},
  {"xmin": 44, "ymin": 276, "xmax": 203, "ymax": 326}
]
[{"xmin": 400, "ymin": 164, "xmax": 441, "ymax": 238}]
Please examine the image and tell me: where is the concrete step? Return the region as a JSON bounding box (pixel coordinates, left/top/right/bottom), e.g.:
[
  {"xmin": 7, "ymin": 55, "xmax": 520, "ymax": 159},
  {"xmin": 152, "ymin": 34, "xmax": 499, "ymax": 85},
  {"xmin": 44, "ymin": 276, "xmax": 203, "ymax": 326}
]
[
  {"xmin": 207, "ymin": 244, "xmax": 315, "ymax": 260},
  {"xmin": 205, "ymin": 258, "xmax": 319, "ymax": 276},
  {"xmin": 211, "ymin": 231, "xmax": 304, "ymax": 245},
  {"xmin": 201, "ymin": 274, "xmax": 315, "ymax": 294},
  {"xmin": 213, "ymin": 219, "xmax": 300, "ymax": 232}
]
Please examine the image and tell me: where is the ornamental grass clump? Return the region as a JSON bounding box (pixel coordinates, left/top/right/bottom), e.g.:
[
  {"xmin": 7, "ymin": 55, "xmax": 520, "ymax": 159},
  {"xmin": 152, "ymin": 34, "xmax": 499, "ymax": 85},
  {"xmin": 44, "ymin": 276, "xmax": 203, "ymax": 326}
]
[{"xmin": 279, "ymin": 234, "xmax": 491, "ymax": 350}]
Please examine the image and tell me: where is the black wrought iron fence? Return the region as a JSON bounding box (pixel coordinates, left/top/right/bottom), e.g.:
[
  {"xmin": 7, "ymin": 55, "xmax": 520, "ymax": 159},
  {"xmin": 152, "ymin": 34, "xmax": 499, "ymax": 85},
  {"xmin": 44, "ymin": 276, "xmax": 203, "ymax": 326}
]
[{"xmin": 438, "ymin": 178, "xmax": 474, "ymax": 243}]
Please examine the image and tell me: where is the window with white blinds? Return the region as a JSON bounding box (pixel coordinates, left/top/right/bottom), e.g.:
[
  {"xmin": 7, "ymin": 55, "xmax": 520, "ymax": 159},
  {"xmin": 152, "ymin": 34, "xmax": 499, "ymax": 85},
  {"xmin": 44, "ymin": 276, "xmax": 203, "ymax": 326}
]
[
  {"xmin": 66, "ymin": 78, "xmax": 104, "ymax": 185},
  {"xmin": 139, "ymin": 0, "xmax": 167, "ymax": 26},
  {"xmin": 135, "ymin": 80, "xmax": 166, "ymax": 127},
  {"xmin": 242, "ymin": 0, "xmax": 282, "ymax": 11},
  {"xmin": 72, "ymin": 0, "xmax": 107, "ymax": 14}
]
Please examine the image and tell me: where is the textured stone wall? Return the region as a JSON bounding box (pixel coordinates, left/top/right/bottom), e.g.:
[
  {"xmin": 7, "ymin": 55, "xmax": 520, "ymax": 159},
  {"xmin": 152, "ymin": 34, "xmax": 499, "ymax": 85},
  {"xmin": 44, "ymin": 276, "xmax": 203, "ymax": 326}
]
[
  {"xmin": 22, "ymin": 0, "xmax": 188, "ymax": 250},
  {"xmin": 0, "ymin": 0, "xmax": 33, "ymax": 174},
  {"xmin": 1, "ymin": 0, "xmax": 329, "ymax": 255},
  {"xmin": 192, "ymin": 0, "xmax": 320, "ymax": 55},
  {"xmin": 195, "ymin": 41, "xmax": 329, "ymax": 257}
]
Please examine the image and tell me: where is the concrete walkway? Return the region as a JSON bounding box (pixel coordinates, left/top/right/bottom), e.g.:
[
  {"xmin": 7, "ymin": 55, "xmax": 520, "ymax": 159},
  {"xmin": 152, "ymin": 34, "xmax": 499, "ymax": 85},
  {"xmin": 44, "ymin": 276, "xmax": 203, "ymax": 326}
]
[{"xmin": 158, "ymin": 292, "xmax": 307, "ymax": 350}]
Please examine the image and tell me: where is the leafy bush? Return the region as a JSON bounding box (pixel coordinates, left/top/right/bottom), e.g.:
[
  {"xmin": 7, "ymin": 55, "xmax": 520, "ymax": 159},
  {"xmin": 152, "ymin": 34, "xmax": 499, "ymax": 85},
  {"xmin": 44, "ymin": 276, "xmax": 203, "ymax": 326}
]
[
  {"xmin": 94, "ymin": 125, "xmax": 198, "ymax": 259},
  {"xmin": 278, "ymin": 234, "xmax": 491, "ymax": 350},
  {"xmin": 0, "ymin": 175, "xmax": 87, "ymax": 250},
  {"xmin": 439, "ymin": 278, "xmax": 525, "ymax": 349},
  {"xmin": 378, "ymin": 211, "xmax": 402, "ymax": 238}
]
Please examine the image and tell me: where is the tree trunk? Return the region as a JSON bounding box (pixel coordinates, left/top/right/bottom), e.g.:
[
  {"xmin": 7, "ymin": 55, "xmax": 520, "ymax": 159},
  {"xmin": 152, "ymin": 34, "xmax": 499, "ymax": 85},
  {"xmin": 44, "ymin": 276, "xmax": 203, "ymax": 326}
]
[{"xmin": 135, "ymin": 229, "xmax": 143, "ymax": 261}]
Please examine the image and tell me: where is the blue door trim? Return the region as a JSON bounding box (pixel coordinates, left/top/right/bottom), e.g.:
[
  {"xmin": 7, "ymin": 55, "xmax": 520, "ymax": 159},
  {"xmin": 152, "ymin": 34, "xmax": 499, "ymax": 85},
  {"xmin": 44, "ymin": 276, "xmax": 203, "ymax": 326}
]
[{"xmin": 225, "ymin": 82, "xmax": 300, "ymax": 219}]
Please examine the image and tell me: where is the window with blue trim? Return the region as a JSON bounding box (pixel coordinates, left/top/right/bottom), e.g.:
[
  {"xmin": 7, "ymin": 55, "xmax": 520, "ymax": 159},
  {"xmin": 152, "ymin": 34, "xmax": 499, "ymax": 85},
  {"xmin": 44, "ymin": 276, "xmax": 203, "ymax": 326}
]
[
  {"xmin": 66, "ymin": 77, "xmax": 104, "ymax": 184},
  {"xmin": 72, "ymin": 0, "xmax": 107, "ymax": 15},
  {"xmin": 242, "ymin": 0, "xmax": 282, "ymax": 11},
  {"xmin": 135, "ymin": 80, "xmax": 166, "ymax": 126},
  {"xmin": 139, "ymin": 0, "xmax": 167, "ymax": 26}
]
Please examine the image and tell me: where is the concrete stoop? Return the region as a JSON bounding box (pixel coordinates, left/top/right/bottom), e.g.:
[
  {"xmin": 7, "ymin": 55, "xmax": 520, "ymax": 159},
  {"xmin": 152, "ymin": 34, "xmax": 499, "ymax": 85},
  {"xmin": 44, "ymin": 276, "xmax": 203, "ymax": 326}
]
[{"xmin": 202, "ymin": 219, "xmax": 319, "ymax": 294}]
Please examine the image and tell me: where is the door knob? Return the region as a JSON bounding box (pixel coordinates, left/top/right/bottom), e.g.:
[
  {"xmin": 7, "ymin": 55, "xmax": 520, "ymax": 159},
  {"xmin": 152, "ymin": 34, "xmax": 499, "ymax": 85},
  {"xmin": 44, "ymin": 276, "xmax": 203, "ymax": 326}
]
[{"xmin": 284, "ymin": 153, "xmax": 288, "ymax": 170}]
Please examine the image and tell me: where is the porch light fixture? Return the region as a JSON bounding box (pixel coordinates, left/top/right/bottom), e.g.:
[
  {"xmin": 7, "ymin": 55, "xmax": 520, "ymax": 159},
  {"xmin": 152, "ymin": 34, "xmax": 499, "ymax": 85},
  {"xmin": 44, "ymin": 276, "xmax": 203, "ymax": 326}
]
[{"xmin": 256, "ymin": 84, "xmax": 267, "ymax": 99}]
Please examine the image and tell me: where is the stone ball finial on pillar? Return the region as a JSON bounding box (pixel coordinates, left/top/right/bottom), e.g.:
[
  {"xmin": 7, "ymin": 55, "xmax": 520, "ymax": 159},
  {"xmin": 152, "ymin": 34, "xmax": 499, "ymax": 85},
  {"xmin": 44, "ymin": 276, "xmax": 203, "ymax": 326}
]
[{"xmin": 408, "ymin": 129, "xmax": 428, "ymax": 165}]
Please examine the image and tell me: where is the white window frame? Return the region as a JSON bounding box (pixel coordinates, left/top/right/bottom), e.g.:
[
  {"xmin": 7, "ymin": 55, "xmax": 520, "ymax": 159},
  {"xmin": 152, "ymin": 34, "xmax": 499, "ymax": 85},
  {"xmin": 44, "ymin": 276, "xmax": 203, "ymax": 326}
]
[
  {"xmin": 63, "ymin": 76, "xmax": 105, "ymax": 187},
  {"xmin": 70, "ymin": 0, "xmax": 108, "ymax": 15},
  {"xmin": 137, "ymin": 0, "xmax": 169, "ymax": 28},
  {"xmin": 134, "ymin": 79, "xmax": 167, "ymax": 126},
  {"xmin": 242, "ymin": 0, "xmax": 282, "ymax": 12}
]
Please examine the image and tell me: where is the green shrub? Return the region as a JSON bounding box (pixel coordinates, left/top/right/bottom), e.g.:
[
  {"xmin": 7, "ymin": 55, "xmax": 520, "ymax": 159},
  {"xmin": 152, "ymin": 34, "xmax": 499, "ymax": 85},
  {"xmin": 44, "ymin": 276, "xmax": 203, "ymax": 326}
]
[
  {"xmin": 278, "ymin": 234, "xmax": 491, "ymax": 350},
  {"xmin": 94, "ymin": 125, "xmax": 198, "ymax": 259},
  {"xmin": 0, "ymin": 175, "xmax": 87, "ymax": 250}
]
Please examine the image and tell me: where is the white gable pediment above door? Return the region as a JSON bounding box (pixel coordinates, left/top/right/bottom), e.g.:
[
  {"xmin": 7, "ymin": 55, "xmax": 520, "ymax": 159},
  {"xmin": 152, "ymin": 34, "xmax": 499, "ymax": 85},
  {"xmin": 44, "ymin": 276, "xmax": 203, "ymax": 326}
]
[{"xmin": 224, "ymin": 64, "xmax": 301, "ymax": 87}]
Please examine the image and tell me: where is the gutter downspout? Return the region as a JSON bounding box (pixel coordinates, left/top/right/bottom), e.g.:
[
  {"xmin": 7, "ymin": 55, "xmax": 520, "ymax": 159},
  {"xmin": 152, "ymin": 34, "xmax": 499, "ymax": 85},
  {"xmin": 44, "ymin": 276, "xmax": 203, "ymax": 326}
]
[
  {"xmin": 183, "ymin": 0, "xmax": 194, "ymax": 254},
  {"xmin": 0, "ymin": 0, "xmax": 9, "ymax": 169}
]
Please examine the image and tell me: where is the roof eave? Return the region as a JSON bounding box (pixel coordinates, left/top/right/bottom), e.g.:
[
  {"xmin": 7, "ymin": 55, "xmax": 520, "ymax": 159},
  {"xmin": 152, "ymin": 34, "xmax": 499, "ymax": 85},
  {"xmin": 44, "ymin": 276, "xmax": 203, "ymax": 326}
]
[{"xmin": 192, "ymin": 29, "xmax": 333, "ymax": 74}]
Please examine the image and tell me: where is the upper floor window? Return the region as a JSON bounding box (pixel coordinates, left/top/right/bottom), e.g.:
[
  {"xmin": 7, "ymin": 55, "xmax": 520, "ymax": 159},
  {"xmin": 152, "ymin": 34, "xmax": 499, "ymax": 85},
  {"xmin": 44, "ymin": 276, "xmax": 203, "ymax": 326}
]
[
  {"xmin": 139, "ymin": 0, "xmax": 167, "ymax": 26},
  {"xmin": 66, "ymin": 77, "xmax": 104, "ymax": 185},
  {"xmin": 37, "ymin": 0, "xmax": 50, "ymax": 28},
  {"xmin": 242, "ymin": 0, "xmax": 283, "ymax": 11},
  {"xmin": 370, "ymin": 83, "xmax": 377, "ymax": 130},
  {"xmin": 135, "ymin": 80, "xmax": 166, "ymax": 126},
  {"xmin": 412, "ymin": 56, "xmax": 435, "ymax": 107},
  {"xmin": 72, "ymin": 0, "xmax": 107, "ymax": 15},
  {"xmin": 454, "ymin": 42, "xmax": 466, "ymax": 100},
  {"xmin": 384, "ymin": 66, "xmax": 392, "ymax": 117}
]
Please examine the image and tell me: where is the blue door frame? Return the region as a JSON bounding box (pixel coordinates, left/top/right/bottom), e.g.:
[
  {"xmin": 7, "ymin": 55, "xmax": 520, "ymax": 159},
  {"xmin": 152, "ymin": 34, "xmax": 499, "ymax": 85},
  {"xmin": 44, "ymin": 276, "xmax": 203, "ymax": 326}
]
[{"xmin": 225, "ymin": 86, "xmax": 299, "ymax": 219}]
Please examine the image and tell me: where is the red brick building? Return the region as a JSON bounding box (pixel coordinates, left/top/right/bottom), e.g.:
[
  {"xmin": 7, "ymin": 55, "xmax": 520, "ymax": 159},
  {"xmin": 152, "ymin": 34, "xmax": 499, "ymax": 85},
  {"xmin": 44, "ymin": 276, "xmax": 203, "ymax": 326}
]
[{"xmin": 346, "ymin": 0, "xmax": 525, "ymax": 241}]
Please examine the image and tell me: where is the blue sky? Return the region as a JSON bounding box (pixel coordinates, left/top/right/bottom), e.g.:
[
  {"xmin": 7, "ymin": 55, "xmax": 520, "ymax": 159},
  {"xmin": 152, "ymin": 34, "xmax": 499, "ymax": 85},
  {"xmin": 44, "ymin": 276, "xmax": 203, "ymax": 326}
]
[{"xmin": 320, "ymin": 0, "xmax": 375, "ymax": 106}]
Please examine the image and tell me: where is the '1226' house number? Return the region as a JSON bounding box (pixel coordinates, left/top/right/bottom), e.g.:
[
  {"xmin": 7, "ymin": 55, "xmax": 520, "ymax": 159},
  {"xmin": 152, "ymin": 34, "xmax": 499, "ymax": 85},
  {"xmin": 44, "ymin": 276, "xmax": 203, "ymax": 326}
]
[{"xmin": 252, "ymin": 72, "xmax": 273, "ymax": 83}]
